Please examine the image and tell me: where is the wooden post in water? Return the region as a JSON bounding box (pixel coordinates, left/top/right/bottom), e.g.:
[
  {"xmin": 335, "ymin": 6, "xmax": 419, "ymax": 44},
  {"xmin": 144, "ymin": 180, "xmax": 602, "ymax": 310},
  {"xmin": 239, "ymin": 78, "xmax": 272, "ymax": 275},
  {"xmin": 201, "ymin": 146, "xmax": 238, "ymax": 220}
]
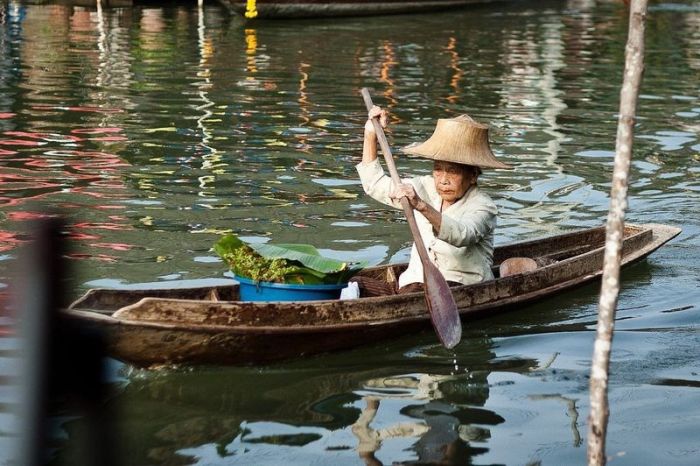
[{"xmin": 587, "ymin": 1, "xmax": 648, "ymax": 465}]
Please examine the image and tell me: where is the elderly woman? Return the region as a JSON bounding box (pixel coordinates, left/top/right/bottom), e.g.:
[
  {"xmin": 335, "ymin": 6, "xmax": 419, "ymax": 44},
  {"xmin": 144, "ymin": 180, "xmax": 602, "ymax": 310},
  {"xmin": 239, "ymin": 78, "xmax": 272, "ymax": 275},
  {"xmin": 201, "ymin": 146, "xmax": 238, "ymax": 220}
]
[{"xmin": 355, "ymin": 106, "xmax": 512, "ymax": 296}]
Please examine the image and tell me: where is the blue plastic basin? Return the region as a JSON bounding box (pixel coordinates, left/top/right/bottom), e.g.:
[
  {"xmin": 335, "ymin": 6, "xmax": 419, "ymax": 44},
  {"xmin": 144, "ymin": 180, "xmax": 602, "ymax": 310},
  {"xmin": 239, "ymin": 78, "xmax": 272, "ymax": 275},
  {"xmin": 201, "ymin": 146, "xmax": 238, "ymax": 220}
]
[{"xmin": 234, "ymin": 275, "xmax": 346, "ymax": 302}]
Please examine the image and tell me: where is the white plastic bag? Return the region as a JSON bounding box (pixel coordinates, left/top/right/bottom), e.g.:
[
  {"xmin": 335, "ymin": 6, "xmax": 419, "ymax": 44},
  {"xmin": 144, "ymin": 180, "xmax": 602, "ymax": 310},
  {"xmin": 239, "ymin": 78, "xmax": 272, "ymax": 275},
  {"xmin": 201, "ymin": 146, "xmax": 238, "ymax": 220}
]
[{"xmin": 339, "ymin": 281, "xmax": 360, "ymax": 300}]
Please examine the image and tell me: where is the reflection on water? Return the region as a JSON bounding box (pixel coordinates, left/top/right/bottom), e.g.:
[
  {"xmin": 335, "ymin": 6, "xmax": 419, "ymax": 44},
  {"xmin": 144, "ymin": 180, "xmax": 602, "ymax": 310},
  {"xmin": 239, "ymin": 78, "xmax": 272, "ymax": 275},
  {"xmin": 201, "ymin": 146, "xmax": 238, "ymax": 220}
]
[
  {"xmin": 1, "ymin": 0, "xmax": 695, "ymax": 284},
  {"xmin": 50, "ymin": 334, "xmax": 529, "ymax": 465},
  {"xmin": 1, "ymin": 0, "xmax": 699, "ymax": 465}
]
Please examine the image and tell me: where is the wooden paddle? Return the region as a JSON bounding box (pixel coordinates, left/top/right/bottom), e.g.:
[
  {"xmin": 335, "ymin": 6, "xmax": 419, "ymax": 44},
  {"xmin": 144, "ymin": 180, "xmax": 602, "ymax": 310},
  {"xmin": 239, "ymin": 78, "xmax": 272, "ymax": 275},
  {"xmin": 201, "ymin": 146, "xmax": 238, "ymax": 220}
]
[{"xmin": 360, "ymin": 88, "xmax": 462, "ymax": 349}]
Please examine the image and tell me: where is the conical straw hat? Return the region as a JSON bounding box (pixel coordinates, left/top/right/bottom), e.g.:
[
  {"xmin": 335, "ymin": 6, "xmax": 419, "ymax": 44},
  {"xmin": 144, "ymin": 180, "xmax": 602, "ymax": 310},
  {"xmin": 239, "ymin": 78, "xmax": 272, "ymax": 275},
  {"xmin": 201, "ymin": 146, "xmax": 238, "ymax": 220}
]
[{"xmin": 403, "ymin": 115, "xmax": 512, "ymax": 169}]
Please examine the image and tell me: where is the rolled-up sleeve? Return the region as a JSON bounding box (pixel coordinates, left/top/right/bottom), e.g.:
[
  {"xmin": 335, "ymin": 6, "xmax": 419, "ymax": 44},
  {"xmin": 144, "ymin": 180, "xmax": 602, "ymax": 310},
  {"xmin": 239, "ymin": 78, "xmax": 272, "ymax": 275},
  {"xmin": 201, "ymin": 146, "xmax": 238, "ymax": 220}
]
[{"xmin": 437, "ymin": 203, "xmax": 497, "ymax": 248}]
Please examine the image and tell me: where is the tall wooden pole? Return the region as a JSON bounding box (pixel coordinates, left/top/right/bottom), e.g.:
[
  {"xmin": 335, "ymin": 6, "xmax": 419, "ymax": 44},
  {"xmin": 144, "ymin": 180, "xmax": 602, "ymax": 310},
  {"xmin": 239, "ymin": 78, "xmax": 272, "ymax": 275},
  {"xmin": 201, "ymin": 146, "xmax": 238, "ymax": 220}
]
[{"xmin": 587, "ymin": 1, "xmax": 648, "ymax": 465}]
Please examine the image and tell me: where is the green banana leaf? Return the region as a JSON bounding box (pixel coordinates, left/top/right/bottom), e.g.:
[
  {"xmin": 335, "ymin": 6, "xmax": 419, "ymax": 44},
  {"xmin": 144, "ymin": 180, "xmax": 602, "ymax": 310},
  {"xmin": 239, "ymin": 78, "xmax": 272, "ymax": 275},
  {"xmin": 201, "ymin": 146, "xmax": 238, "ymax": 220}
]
[
  {"xmin": 248, "ymin": 243, "xmax": 349, "ymax": 274},
  {"xmin": 213, "ymin": 234, "xmax": 365, "ymax": 285},
  {"xmin": 212, "ymin": 234, "xmax": 245, "ymax": 258}
]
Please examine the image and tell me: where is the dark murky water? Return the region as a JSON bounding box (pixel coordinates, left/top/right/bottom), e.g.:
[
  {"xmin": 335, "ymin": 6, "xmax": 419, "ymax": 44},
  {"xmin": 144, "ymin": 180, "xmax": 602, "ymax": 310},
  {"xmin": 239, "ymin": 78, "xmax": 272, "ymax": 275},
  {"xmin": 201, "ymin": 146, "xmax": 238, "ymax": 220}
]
[{"xmin": 0, "ymin": 0, "xmax": 698, "ymax": 464}]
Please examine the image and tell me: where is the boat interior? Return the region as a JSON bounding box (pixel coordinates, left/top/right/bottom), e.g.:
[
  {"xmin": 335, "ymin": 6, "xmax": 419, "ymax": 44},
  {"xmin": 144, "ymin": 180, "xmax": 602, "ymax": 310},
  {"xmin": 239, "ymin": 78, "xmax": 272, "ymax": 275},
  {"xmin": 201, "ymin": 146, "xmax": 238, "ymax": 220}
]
[{"xmin": 69, "ymin": 224, "xmax": 650, "ymax": 312}]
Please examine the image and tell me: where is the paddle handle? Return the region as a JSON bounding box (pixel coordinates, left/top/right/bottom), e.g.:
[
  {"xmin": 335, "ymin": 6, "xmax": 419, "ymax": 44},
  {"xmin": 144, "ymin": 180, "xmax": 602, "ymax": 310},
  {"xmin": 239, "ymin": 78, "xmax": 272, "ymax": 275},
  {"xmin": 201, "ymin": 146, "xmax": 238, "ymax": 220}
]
[
  {"xmin": 360, "ymin": 88, "xmax": 462, "ymax": 350},
  {"xmin": 360, "ymin": 88, "xmax": 432, "ymax": 265}
]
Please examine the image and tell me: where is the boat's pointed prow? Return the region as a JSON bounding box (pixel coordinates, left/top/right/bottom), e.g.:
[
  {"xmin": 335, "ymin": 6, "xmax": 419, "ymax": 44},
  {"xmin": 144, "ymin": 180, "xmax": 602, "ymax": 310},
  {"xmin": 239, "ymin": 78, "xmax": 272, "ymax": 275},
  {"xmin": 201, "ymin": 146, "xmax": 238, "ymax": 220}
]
[{"xmin": 641, "ymin": 223, "xmax": 682, "ymax": 242}]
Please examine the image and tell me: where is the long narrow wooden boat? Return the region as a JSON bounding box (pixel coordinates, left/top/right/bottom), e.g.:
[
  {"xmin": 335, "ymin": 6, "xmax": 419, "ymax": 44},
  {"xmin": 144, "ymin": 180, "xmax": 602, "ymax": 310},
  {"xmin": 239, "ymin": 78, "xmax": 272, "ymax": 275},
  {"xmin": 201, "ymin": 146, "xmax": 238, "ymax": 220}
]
[
  {"xmin": 218, "ymin": 0, "xmax": 526, "ymax": 19},
  {"xmin": 64, "ymin": 223, "xmax": 680, "ymax": 368}
]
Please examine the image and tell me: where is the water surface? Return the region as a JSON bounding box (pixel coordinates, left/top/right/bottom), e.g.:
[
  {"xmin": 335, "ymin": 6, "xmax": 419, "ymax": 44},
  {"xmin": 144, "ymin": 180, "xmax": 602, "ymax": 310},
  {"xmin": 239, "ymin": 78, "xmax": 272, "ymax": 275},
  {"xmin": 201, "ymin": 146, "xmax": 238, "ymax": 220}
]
[{"xmin": 0, "ymin": 0, "xmax": 698, "ymax": 464}]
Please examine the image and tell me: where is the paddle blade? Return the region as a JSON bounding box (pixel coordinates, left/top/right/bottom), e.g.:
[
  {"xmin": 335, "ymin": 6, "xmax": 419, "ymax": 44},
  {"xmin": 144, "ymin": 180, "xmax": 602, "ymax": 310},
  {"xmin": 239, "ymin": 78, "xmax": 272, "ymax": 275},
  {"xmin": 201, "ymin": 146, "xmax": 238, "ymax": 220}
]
[{"xmin": 423, "ymin": 262, "xmax": 462, "ymax": 349}]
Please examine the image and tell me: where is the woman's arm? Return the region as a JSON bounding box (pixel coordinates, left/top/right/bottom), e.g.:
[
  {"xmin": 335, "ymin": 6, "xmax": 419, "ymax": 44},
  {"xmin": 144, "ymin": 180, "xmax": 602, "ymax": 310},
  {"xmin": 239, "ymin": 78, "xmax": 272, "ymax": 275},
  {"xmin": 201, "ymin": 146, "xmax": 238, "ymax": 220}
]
[
  {"xmin": 364, "ymin": 106, "xmax": 443, "ymax": 231},
  {"xmin": 362, "ymin": 106, "xmax": 387, "ymax": 165},
  {"xmin": 357, "ymin": 106, "xmax": 403, "ymax": 208},
  {"xmin": 438, "ymin": 203, "xmax": 497, "ymax": 248},
  {"xmin": 360, "ymin": 106, "xmax": 436, "ymax": 227}
]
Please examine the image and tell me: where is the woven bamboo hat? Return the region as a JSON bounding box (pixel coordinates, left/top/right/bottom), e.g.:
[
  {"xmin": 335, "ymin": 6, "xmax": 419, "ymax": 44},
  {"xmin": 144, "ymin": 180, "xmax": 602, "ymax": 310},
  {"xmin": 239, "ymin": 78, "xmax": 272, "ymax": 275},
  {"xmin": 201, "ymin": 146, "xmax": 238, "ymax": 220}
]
[{"xmin": 403, "ymin": 115, "xmax": 512, "ymax": 170}]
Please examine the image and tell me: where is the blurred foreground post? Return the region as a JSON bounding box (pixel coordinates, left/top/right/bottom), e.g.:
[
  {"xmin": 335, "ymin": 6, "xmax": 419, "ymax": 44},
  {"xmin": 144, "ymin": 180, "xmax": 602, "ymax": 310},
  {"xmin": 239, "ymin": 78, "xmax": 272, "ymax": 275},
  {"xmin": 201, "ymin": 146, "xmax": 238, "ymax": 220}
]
[
  {"xmin": 18, "ymin": 216, "xmax": 115, "ymax": 466},
  {"xmin": 587, "ymin": 1, "xmax": 648, "ymax": 465}
]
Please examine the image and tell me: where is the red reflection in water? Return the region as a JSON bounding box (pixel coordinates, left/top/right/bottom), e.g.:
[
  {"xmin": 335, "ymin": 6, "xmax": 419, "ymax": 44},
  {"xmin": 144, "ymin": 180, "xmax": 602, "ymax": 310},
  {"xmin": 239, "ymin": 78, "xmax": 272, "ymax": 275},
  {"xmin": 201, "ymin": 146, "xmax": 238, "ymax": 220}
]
[
  {"xmin": 67, "ymin": 232, "xmax": 101, "ymax": 241},
  {"xmin": 20, "ymin": 150, "xmax": 131, "ymax": 173},
  {"xmin": 90, "ymin": 242, "xmax": 134, "ymax": 251},
  {"xmin": 0, "ymin": 190, "xmax": 65, "ymax": 207},
  {"xmin": 24, "ymin": 159, "xmax": 67, "ymax": 168},
  {"xmin": 54, "ymin": 203, "xmax": 82, "ymax": 209},
  {"xmin": 0, "ymin": 173, "xmax": 63, "ymax": 190},
  {"xmin": 0, "ymin": 123, "xmax": 137, "ymax": 260},
  {"xmin": 73, "ymin": 222, "xmax": 134, "ymax": 231},
  {"xmin": 66, "ymin": 253, "xmax": 118, "ymax": 263},
  {"xmin": 6, "ymin": 211, "xmax": 56, "ymax": 221},
  {"xmin": 4, "ymin": 131, "xmax": 83, "ymax": 142},
  {"xmin": 0, "ymin": 139, "xmax": 43, "ymax": 146},
  {"xmin": 0, "ymin": 113, "xmax": 15, "ymax": 119},
  {"xmin": 0, "ymin": 231, "xmax": 25, "ymax": 252}
]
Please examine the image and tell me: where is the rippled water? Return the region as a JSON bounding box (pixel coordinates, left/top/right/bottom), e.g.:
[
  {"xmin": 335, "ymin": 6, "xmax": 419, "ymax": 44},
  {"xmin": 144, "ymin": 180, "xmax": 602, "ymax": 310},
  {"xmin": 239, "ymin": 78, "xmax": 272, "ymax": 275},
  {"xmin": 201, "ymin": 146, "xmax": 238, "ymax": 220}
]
[{"xmin": 1, "ymin": 0, "xmax": 698, "ymax": 465}]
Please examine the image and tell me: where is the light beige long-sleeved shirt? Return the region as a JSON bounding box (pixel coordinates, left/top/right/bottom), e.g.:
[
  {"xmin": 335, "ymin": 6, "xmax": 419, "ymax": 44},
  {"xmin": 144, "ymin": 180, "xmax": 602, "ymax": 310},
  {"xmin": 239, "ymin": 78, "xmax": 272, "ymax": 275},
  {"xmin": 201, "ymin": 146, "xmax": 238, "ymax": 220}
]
[{"xmin": 357, "ymin": 159, "xmax": 497, "ymax": 288}]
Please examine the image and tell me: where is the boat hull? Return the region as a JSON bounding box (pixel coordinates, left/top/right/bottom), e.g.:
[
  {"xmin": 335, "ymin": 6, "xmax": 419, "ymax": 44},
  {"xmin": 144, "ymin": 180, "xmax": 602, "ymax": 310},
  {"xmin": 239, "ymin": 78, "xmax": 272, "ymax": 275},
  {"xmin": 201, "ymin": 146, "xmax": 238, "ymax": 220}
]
[
  {"xmin": 65, "ymin": 223, "xmax": 681, "ymax": 367},
  {"xmin": 220, "ymin": 0, "xmax": 522, "ymax": 19}
]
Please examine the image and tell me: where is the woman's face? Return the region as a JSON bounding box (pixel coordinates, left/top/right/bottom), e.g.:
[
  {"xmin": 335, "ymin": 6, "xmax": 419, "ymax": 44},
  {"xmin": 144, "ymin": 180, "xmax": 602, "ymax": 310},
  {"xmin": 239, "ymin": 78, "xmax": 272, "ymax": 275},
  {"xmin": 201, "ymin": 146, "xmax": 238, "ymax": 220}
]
[{"xmin": 433, "ymin": 161, "xmax": 477, "ymax": 204}]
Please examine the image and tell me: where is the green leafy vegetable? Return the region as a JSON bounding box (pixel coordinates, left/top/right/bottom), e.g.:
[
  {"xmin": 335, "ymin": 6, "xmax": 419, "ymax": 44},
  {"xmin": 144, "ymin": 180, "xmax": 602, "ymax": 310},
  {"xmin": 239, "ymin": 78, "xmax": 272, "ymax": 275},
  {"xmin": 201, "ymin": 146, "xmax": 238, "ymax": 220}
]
[{"xmin": 213, "ymin": 234, "xmax": 365, "ymax": 285}]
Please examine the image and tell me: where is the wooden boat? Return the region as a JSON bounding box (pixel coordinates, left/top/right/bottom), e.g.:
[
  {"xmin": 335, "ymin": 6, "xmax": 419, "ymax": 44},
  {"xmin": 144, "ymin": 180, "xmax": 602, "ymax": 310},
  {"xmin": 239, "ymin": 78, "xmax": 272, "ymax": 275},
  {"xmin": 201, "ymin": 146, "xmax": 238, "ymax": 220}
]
[
  {"xmin": 218, "ymin": 0, "xmax": 526, "ymax": 19},
  {"xmin": 64, "ymin": 223, "xmax": 680, "ymax": 368}
]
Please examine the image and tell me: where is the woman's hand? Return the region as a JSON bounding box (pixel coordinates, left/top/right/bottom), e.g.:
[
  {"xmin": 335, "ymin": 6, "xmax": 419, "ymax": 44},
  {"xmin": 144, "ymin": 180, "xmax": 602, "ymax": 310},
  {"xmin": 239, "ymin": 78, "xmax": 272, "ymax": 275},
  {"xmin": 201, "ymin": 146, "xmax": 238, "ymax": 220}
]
[
  {"xmin": 391, "ymin": 183, "xmax": 442, "ymax": 232},
  {"xmin": 390, "ymin": 183, "xmax": 424, "ymax": 210},
  {"xmin": 364, "ymin": 105, "xmax": 388, "ymax": 136},
  {"xmin": 361, "ymin": 106, "xmax": 388, "ymax": 164}
]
